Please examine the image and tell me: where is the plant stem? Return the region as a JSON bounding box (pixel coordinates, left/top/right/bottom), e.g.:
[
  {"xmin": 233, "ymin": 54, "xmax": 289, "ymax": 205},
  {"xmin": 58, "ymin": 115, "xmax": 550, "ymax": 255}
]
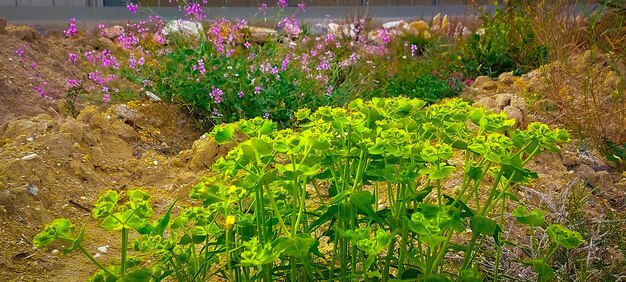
[
  {"xmin": 78, "ymin": 245, "xmax": 118, "ymax": 278},
  {"xmin": 121, "ymin": 227, "xmax": 128, "ymax": 277}
]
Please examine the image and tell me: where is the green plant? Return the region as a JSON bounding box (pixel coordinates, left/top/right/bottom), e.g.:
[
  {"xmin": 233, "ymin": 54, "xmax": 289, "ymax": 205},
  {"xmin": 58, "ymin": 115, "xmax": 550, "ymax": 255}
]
[
  {"xmin": 459, "ymin": 5, "xmax": 548, "ymax": 77},
  {"xmin": 34, "ymin": 96, "xmax": 580, "ymax": 281},
  {"xmin": 33, "ymin": 190, "xmax": 176, "ymax": 281}
]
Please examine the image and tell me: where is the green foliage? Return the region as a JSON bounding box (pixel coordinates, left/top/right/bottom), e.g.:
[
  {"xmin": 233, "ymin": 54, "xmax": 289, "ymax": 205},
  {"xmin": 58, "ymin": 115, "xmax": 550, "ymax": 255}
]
[
  {"xmin": 459, "ymin": 7, "xmax": 548, "ymax": 77},
  {"xmin": 34, "ymin": 97, "xmax": 579, "ymax": 281}
]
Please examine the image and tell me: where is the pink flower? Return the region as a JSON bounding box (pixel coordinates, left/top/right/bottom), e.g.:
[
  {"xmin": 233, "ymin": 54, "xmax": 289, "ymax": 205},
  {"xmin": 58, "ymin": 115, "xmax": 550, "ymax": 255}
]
[
  {"xmin": 64, "ymin": 18, "xmax": 78, "ymax": 38},
  {"xmin": 297, "ymin": 2, "xmax": 305, "ymax": 12},
  {"xmin": 259, "ymin": 3, "xmax": 268, "ymax": 13},
  {"xmin": 103, "ymin": 93, "xmax": 111, "ymax": 102},
  {"xmin": 127, "ymin": 3, "xmax": 138, "ymax": 13},
  {"xmin": 277, "ymin": 0, "xmax": 287, "ymax": 8},
  {"xmin": 68, "ymin": 53, "xmax": 79, "ymax": 64}
]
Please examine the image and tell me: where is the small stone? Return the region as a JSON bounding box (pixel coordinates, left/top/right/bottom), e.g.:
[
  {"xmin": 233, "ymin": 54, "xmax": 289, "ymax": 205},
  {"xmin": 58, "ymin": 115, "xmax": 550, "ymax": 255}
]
[
  {"xmin": 245, "ymin": 26, "xmax": 278, "ymax": 43},
  {"xmin": 382, "ymin": 20, "xmax": 407, "ymax": 30},
  {"xmin": 26, "ymin": 137, "xmax": 34, "ymax": 142},
  {"xmin": 310, "ymin": 23, "xmax": 328, "ymax": 36},
  {"xmin": 21, "ymin": 153, "xmax": 39, "ymax": 161},
  {"xmin": 145, "ymin": 91, "xmax": 161, "ymax": 102},
  {"xmin": 80, "ymin": 196, "xmax": 88, "ymax": 201},
  {"xmin": 100, "ymin": 25, "xmax": 124, "ymax": 40},
  {"xmin": 153, "ymin": 160, "xmax": 158, "ymax": 166},
  {"xmin": 97, "ymin": 245, "xmax": 108, "ymax": 254},
  {"xmin": 94, "ymin": 253, "xmax": 101, "ymax": 258},
  {"xmin": 161, "ymin": 20, "xmax": 204, "ymax": 38},
  {"xmin": 25, "ymin": 183, "xmax": 38, "ymax": 196},
  {"xmin": 51, "ymin": 249, "xmax": 59, "ymax": 256}
]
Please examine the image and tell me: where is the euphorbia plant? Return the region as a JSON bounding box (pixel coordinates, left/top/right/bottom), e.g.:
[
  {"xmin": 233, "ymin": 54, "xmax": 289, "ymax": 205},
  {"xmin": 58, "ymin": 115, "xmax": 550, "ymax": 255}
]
[{"xmin": 34, "ymin": 96, "xmax": 582, "ymax": 281}]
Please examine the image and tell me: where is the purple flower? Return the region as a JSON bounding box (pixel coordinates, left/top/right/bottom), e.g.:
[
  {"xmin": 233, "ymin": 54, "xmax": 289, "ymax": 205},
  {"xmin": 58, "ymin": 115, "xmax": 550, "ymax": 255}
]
[
  {"xmin": 210, "ymin": 86, "xmax": 224, "ymax": 104},
  {"xmin": 64, "ymin": 18, "xmax": 78, "ymax": 38},
  {"xmin": 238, "ymin": 91, "xmax": 245, "ymax": 98},
  {"xmin": 244, "ymin": 41, "xmax": 251, "ymax": 49},
  {"xmin": 297, "ymin": 2, "xmax": 305, "ymax": 12},
  {"xmin": 254, "ymin": 85, "xmax": 262, "ymax": 95},
  {"xmin": 34, "ymin": 85, "xmax": 46, "ymax": 97},
  {"xmin": 410, "ymin": 44, "xmax": 418, "ymax": 56},
  {"xmin": 281, "ymin": 54, "xmax": 290, "ymax": 71},
  {"xmin": 193, "ymin": 59, "xmax": 206, "ymax": 76},
  {"xmin": 263, "ymin": 112, "xmax": 270, "ymax": 119},
  {"xmin": 259, "ymin": 3, "xmax": 268, "ymax": 13},
  {"xmin": 185, "ymin": 3, "xmax": 205, "ymax": 21},
  {"xmin": 103, "ymin": 93, "xmax": 111, "ymax": 102},
  {"xmin": 127, "ymin": 3, "xmax": 138, "ymax": 13},
  {"xmin": 15, "ymin": 46, "xmax": 25, "ymax": 57},
  {"xmin": 66, "ymin": 78, "xmax": 80, "ymax": 88},
  {"xmin": 277, "ymin": 0, "xmax": 287, "ymax": 8},
  {"xmin": 68, "ymin": 53, "xmax": 79, "ymax": 64}
]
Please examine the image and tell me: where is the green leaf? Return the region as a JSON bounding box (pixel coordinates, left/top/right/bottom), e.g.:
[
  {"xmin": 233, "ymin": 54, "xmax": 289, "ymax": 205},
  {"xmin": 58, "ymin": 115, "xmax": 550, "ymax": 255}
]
[
  {"xmin": 524, "ymin": 259, "xmax": 555, "ymax": 282},
  {"xmin": 101, "ymin": 213, "xmax": 124, "ymax": 231},
  {"xmin": 330, "ymin": 190, "xmax": 351, "ymax": 205},
  {"xmin": 546, "ymin": 224, "xmax": 584, "ymax": 249},
  {"xmin": 421, "ymin": 235, "xmax": 446, "ymax": 248},
  {"xmin": 511, "ymin": 206, "xmax": 545, "ymax": 227},
  {"xmin": 33, "ymin": 218, "xmax": 74, "ymax": 247},
  {"xmin": 250, "ymin": 137, "xmax": 274, "ymax": 157},
  {"xmin": 154, "ymin": 199, "xmax": 177, "ymax": 236},
  {"xmin": 63, "ymin": 226, "xmax": 85, "ymax": 255},
  {"xmin": 92, "ymin": 190, "xmax": 119, "ymax": 219},
  {"xmin": 308, "ymin": 206, "xmax": 338, "ymax": 232},
  {"xmin": 118, "ymin": 268, "xmax": 152, "ymax": 282},
  {"xmin": 470, "ymin": 216, "xmax": 497, "ymax": 235},
  {"xmin": 350, "ymin": 191, "xmax": 383, "ymax": 226},
  {"xmin": 212, "ymin": 124, "xmax": 235, "ymax": 144}
]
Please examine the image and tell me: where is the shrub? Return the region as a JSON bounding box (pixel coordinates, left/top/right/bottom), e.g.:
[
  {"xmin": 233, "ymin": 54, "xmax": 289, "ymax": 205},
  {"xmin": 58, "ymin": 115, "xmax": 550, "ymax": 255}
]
[
  {"xmin": 34, "ymin": 97, "xmax": 583, "ymax": 281},
  {"xmin": 459, "ymin": 6, "xmax": 548, "ymax": 77}
]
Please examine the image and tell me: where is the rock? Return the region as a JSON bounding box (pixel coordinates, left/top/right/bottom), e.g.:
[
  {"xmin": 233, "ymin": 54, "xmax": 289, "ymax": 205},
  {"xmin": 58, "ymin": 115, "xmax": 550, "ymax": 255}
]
[
  {"xmin": 473, "ymin": 76, "xmax": 497, "ymax": 91},
  {"xmin": 25, "ymin": 183, "xmax": 39, "ymax": 196},
  {"xmin": 187, "ymin": 136, "xmax": 220, "ymax": 171},
  {"xmin": 593, "ymin": 171, "xmax": 614, "ymax": 191},
  {"xmin": 575, "ymin": 164, "xmax": 595, "ymax": 182},
  {"xmin": 145, "ymin": 91, "xmax": 161, "ymax": 102},
  {"xmin": 21, "ymin": 154, "xmax": 39, "ymax": 161},
  {"xmin": 110, "ymin": 104, "xmax": 141, "ymax": 124},
  {"xmin": 7, "ymin": 25, "xmax": 40, "ymax": 42},
  {"xmin": 0, "ymin": 18, "xmax": 7, "ymax": 34},
  {"xmin": 328, "ymin": 23, "xmax": 357, "ymax": 40},
  {"xmin": 244, "ymin": 26, "xmax": 277, "ymax": 43},
  {"xmin": 310, "ymin": 23, "xmax": 328, "ymax": 36},
  {"xmin": 50, "ymin": 249, "xmax": 59, "ymax": 256},
  {"xmin": 498, "ymin": 72, "xmax": 514, "ymax": 85},
  {"xmin": 96, "ymin": 245, "xmax": 108, "ymax": 254},
  {"xmin": 100, "ymin": 25, "xmax": 124, "ymax": 40},
  {"xmin": 503, "ymin": 105, "xmax": 524, "ymax": 126},
  {"xmin": 408, "ymin": 20, "xmax": 429, "ymax": 33},
  {"xmin": 382, "ymin": 20, "xmax": 407, "ymax": 30},
  {"xmin": 161, "ymin": 20, "xmax": 204, "ymax": 38},
  {"xmin": 94, "ymin": 253, "xmax": 101, "ymax": 258}
]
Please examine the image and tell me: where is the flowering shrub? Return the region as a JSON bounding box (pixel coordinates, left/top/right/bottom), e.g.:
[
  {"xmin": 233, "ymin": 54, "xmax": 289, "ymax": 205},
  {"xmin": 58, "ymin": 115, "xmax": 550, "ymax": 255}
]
[{"xmin": 34, "ymin": 97, "xmax": 582, "ymax": 281}]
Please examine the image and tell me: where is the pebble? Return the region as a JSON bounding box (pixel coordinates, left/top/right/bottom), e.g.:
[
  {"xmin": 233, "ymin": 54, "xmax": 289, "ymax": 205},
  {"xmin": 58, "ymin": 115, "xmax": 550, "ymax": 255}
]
[
  {"xmin": 94, "ymin": 253, "xmax": 101, "ymax": 258},
  {"xmin": 26, "ymin": 137, "xmax": 34, "ymax": 142},
  {"xmin": 21, "ymin": 153, "xmax": 39, "ymax": 161},
  {"xmin": 51, "ymin": 249, "xmax": 59, "ymax": 256},
  {"xmin": 97, "ymin": 245, "xmax": 108, "ymax": 254},
  {"xmin": 25, "ymin": 183, "xmax": 38, "ymax": 196}
]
